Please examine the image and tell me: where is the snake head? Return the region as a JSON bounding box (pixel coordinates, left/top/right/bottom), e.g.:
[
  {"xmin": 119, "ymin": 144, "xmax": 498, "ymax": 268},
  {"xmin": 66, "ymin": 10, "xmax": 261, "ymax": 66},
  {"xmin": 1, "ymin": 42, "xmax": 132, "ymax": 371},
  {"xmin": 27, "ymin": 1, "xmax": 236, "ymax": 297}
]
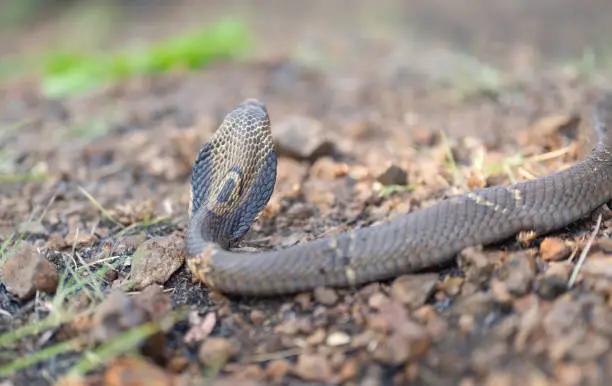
[{"xmin": 186, "ymin": 99, "xmax": 277, "ymax": 253}]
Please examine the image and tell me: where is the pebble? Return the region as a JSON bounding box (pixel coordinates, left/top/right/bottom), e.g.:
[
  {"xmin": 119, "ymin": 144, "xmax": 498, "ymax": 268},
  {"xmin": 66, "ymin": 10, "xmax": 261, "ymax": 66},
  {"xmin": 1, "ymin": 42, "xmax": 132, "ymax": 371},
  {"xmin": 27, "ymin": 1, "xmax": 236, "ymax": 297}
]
[
  {"xmin": 391, "ymin": 273, "xmax": 438, "ymax": 308},
  {"xmin": 438, "ymin": 276, "xmax": 464, "ymax": 297},
  {"xmin": 458, "ymin": 246, "xmax": 496, "ymax": 284},
  {"xmin": 266, "ymin": 359, "xmax": 291, "ymax": 383},
  {"xmin": 294, "ymin": 292, "xmax": 312, "ymax": 311},
  {"xmin": 306, "ymin": 328, "xmax": 326, "ymax": 346},
  {"xmin": 18, "ymin": 221, "xmax": 48, "ymax": 236},
  {"xmin": 274, "ymin": 116, "xmax": 336, "ymax": 161},
  {"xmin": 293, "ymin": 354, "xmax": 332, "ymax": 382},
  {"xmin": 313, "ymin": 287, "xmax": 339, "ymax": 306},
  {"xmin": 135, "ymin": 285, "xmax": 173, "ymax": 331},
  {"xmin": 90, "ymin": 290, "xmax": 149, "ymax": 344},
  {"xmin": 326, "ymin": 331, "xmax": 351, "ymax": 346},
  {"xmin": 372, "ymin": 331, "xmax": 429, "ymax": 365},
  {"xmin": 46, "ymin": 232, "xmax": 68, "ymax": 250},
  {"xmin": 130, "ymin": 233, "xmax": 185, "ymax": 290},
  {"xmin": 517, "ymin": 113, "xmax": 578, "ymax": 152},
  {"xmin": 338, "ymin": 359, "xmax": 359, "ymax": 382},
  {"xmin": 249, "ymin": 309, "xmax": 265, "ymax": 325},
  {"xmin": 595, "ymin": 238, "xmax": 612, "ymax": 253},
  {"xmin": 275, "ymin": 317, "xmax": 300, "ymax": 336},
  {"xmin": 452, "ymin": 292, "xmax": 495, "ymax": 316},
  {"xmin": 64, "ymin": 231, "xmax": 98, "ymax": 248},
  {"xmin": 1, "ymin": 242, "xmax": 58, "ymax": 300},
  {"xmin": 540, "ymin": 237, "xmax": 572, "ymax": 261},
  {"xmin": 103, "ymin": 357, "xmax": 177, "ymax": 386},
  {"xmin": 368, "ymin": 292, "xmax": 390, "ymax": 310},
  {"xmin": 496, "ymin": 252, "xmax": 535, "ymax": 296},
  {"xmin": 198, "ymin": 337, "xmax": 238, "ymax": 367},
  {"xmin": 538, "ymin": 262, "xmax": 572, "ymax": 299},
  {"xmin": 377, "ymin": 164, "xmax": 408, "ymax": 186}
]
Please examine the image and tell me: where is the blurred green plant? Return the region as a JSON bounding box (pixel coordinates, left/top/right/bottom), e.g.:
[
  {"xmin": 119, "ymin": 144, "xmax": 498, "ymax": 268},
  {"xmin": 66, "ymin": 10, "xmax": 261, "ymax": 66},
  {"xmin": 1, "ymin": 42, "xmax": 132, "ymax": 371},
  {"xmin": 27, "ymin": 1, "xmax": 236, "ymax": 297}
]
[{"xmin": 41, "ymin": 17, "xmax": 252, "ymax": 98}]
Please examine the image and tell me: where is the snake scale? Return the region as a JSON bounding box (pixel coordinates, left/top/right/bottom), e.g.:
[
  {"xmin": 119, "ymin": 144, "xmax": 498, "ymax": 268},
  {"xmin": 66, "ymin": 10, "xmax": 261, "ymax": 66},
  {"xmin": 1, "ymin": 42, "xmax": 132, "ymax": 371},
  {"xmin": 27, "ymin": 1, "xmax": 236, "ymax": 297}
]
[{"xmin": 185, "ymin": 95, "xmax": 612, "ymax": 296}]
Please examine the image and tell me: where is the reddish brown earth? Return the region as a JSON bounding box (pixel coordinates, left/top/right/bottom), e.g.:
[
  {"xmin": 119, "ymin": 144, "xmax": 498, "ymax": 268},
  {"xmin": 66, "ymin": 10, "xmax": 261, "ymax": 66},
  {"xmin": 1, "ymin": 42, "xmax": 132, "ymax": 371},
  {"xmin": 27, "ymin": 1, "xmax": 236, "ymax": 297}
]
[{"xmin": 3, "ymin": 1, "xmax": 612, "ymax": 385}]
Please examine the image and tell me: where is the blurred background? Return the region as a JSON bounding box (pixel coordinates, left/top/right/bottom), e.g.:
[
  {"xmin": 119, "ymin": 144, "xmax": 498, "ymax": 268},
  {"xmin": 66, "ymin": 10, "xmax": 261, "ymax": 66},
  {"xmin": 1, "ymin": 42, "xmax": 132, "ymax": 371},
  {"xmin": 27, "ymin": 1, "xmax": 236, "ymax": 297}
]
[{"xmin": 2, "ymin": 0, "xmax": 612, "ymax": 95}]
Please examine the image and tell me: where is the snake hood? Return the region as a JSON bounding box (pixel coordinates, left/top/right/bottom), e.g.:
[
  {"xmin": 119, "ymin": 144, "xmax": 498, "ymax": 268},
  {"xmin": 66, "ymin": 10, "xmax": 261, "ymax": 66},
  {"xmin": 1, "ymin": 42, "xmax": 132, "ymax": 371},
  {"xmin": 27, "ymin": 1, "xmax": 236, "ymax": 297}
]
[{"xmin": 187, "ymin": 99, "xmax": 276, "ymax": 251}]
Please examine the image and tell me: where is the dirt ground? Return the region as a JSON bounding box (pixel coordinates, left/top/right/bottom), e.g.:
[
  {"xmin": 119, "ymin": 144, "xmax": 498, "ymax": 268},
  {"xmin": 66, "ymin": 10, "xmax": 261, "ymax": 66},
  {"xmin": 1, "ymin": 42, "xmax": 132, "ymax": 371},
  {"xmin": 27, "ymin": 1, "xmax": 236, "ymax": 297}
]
[{"xmin": 4, "ymin": 1, "xmax": 612, "ymax": 385}]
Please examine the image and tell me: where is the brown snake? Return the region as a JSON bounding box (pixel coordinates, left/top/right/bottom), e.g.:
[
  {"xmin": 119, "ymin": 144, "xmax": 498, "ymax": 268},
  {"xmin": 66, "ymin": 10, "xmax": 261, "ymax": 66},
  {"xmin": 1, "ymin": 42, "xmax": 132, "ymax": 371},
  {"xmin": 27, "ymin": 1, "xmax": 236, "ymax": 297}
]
[{"xmin": 185, "ymin": 95, "xmax": 612, "ymax": 296}]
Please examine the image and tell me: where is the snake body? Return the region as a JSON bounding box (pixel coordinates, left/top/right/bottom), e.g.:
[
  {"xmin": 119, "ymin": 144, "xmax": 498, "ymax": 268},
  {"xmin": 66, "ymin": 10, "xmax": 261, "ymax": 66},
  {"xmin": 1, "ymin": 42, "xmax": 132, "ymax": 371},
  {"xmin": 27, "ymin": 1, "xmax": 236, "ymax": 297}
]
[{"xmin": 185, "ymin": 95, "xmax": 612, "ymax": 296}]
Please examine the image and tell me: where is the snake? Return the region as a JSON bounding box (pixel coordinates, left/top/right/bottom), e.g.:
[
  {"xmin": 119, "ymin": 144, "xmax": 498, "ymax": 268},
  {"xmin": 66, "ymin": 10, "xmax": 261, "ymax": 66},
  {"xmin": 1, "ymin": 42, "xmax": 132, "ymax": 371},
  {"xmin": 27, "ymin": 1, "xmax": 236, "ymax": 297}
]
[{"xmin": 185, "ymin": 94, "xmax": 612, "ymax": 296}]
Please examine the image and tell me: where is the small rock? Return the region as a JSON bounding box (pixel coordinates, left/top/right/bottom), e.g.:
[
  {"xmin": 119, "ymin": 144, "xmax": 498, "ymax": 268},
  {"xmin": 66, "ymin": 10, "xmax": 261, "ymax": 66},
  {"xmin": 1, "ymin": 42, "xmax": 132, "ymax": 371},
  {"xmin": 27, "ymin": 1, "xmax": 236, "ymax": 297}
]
[
  {"xmin": 306, "ymin": 328, "xmax": 326, "ymax": 346},
  {"xmin": 326, "ymin": 331, "xmax": 351, "ymax": 347},
  {"xmin": 540, "ymin": 237, "xmax": 572, "ymax": 261},
  {"xmin": 301, "ymin": 179, "xmax": 340, "ymax": 212},
  {"xmin": 596, "ymin": 238, "xmax": 612, "ymax": 253},
  {"xmin": 250, "ymin": 310, "xmax": 265, "ymax": 325},
  {"xmin": 313, "ymin": 287, "xmax": 339, "ymax": 306},
  {"xmin": 553, "ymin": 363, "xmax": 583, "ymax": 386},
  {"xmin": 266, "ymin": 359, "xmax": 291, "ymax": 383},
  {"xmin": 372, "ymin": 330, "xmax": 430, "ymax": 365},
  {"xmin": 390, "ymin": 274, "xmax": 438, "ymax": 308},
  {"xmin": 496, "ymin": 252, "xmax": 535, "ymax": 296},
  {"xmin": 329, "ymin": 351, "xmax": 347, "ymax": 368},
  {"xmin": 119, "ymin": 233, "xmax": 147, "ymax": 250},
  {"xmin": 568, "ymin": 333, "xmax": 610, "ymax": 361},
  {"xmin": 591, "ymin": 305, "xmax": 612, "ymax": 336},
  {"xmin": 90, "ymin": 290, "xmax": 149, "ymax": 344},
  {"xmin": 184, "ymin": 312, "xmax": 217, "ymax": 343},
  {"xmin": 103, "ymin": 269, "xmax": 119, "ymax": 283},
  {"xmin": 458, "ymin": 246, "xmax": 496, "ymax": 284},
  {"xmin": 367, "ymin": 314, "xmax": 391, "ymax": 333},
  {"xmin": 537, "ymin": 262, "xmax": 572, "ymax": 299},
  {"xmin": 135, "ymin": 285, "xmax": 173, "ymax": 331},
  {"xmin": 412, "ymin": 127, "xmax": 439, "ymax": 147},
  {"xmin": 286, "ymin": 203, "xmax": 315, "ymax": 221},
  {"xmin": 338, "ymin": 359, "xmax": 359, "ymax": 382},
  {"xmin": 130, "ymin": 233, "xmax": 185, "ymax": 290},
  {"xmin": 294, "ymin": 292, "xmax": 312, "ymax": 311},
  {"xmin": 1, "ymin": 242, "xmax": 58, "ymax": 300},
  {"xmin": 452, "ymin": 292, "xmax": 495, "ymax": 316},
  {"xmin": 274, "ymin": 116, "xmax": 336, "ymax": 161},
  {"xmin": 198, "ymin": 337, "xmax": 238, "ymax": 367},
  {"xmin": 368, "ymin": 292, "xmax": 390, "ymax": 310},
  {"xmin": 438, "ymin": 276, "xmax": 464, "ymax": 297},
  {"xmin": 109, "ymin": 199, "xmax": 156, "ymax": 226},
  {"xmin": 517, "ymin": 113, "xmax": 579, "ymax": 153},
  {"xmin": 47, "ymin": 232, "xmax": 68, "ymax": 250},
  {"xmin": 167, "ymin": 356, "xmax": 189, "ymax": 373},
  {"xmin": 103, "ymin": 357, "xmax": 177, "ymax": 386},
  {"xmin": 377, "ymin": 165, "xmax": 408, "ymax": 186},
  {"xmin": 232, "ymin": 364, "xmax": 265, "ymax": 381},
  {"xmin": 309, "ymin": 157, "xmax": 349, "ymax": 181},
  {"xmin": 64, "ymin": 231, "xmax": 98, "ymax": 248},
  {"xmin": 352, "ymin": 330, "xmax": 377, "ymax": 348},
  {"xmin": 18, "ymin": 221, "xmax": 48, "ymax": 236},
  {"xmin": 490, "ymin": 278, "xmax": 512, "ymax": 304},
  {"xmin": 293, "ymin": 354, "xmax": 332, "ymax": 382},
  {"xmin": 458, "ymin": 314, "xmax": 475, "ymax": 333},
  {"xmin": 296, "ymin": 318, "xmax": 314, "ymax": 334},
  {"xmin": 275, "ymin": 317, "xmax": 300, "ymax": 336},
  {"xmin": 580, "ymin": 256, "xmax": 612, "ymax": 279}
]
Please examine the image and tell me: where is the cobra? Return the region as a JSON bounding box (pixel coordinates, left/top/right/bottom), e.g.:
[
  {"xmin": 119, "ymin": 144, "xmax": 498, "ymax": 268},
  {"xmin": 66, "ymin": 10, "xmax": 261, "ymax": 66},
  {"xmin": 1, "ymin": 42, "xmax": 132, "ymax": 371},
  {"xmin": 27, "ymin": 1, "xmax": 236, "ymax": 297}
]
[{"xmin": 185, "ymin": 95, "xmax": 612, "ymax": 296}]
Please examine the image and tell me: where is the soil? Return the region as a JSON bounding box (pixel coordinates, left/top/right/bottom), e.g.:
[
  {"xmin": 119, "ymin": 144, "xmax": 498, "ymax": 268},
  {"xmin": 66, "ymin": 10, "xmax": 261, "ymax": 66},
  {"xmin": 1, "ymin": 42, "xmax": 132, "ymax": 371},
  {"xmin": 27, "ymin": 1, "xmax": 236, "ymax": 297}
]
[{"xmin": 3, "ymin": 1, "xmax": 612, "ymax": 385}]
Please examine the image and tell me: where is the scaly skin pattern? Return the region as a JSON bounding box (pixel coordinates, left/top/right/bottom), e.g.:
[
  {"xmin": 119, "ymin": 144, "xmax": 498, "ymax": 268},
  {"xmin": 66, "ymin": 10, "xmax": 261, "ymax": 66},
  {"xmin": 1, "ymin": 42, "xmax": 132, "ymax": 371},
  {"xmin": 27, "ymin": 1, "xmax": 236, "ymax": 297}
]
[{"xmin": 186, "ymin": 94, "xmax": 612, "ymax": 296}]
